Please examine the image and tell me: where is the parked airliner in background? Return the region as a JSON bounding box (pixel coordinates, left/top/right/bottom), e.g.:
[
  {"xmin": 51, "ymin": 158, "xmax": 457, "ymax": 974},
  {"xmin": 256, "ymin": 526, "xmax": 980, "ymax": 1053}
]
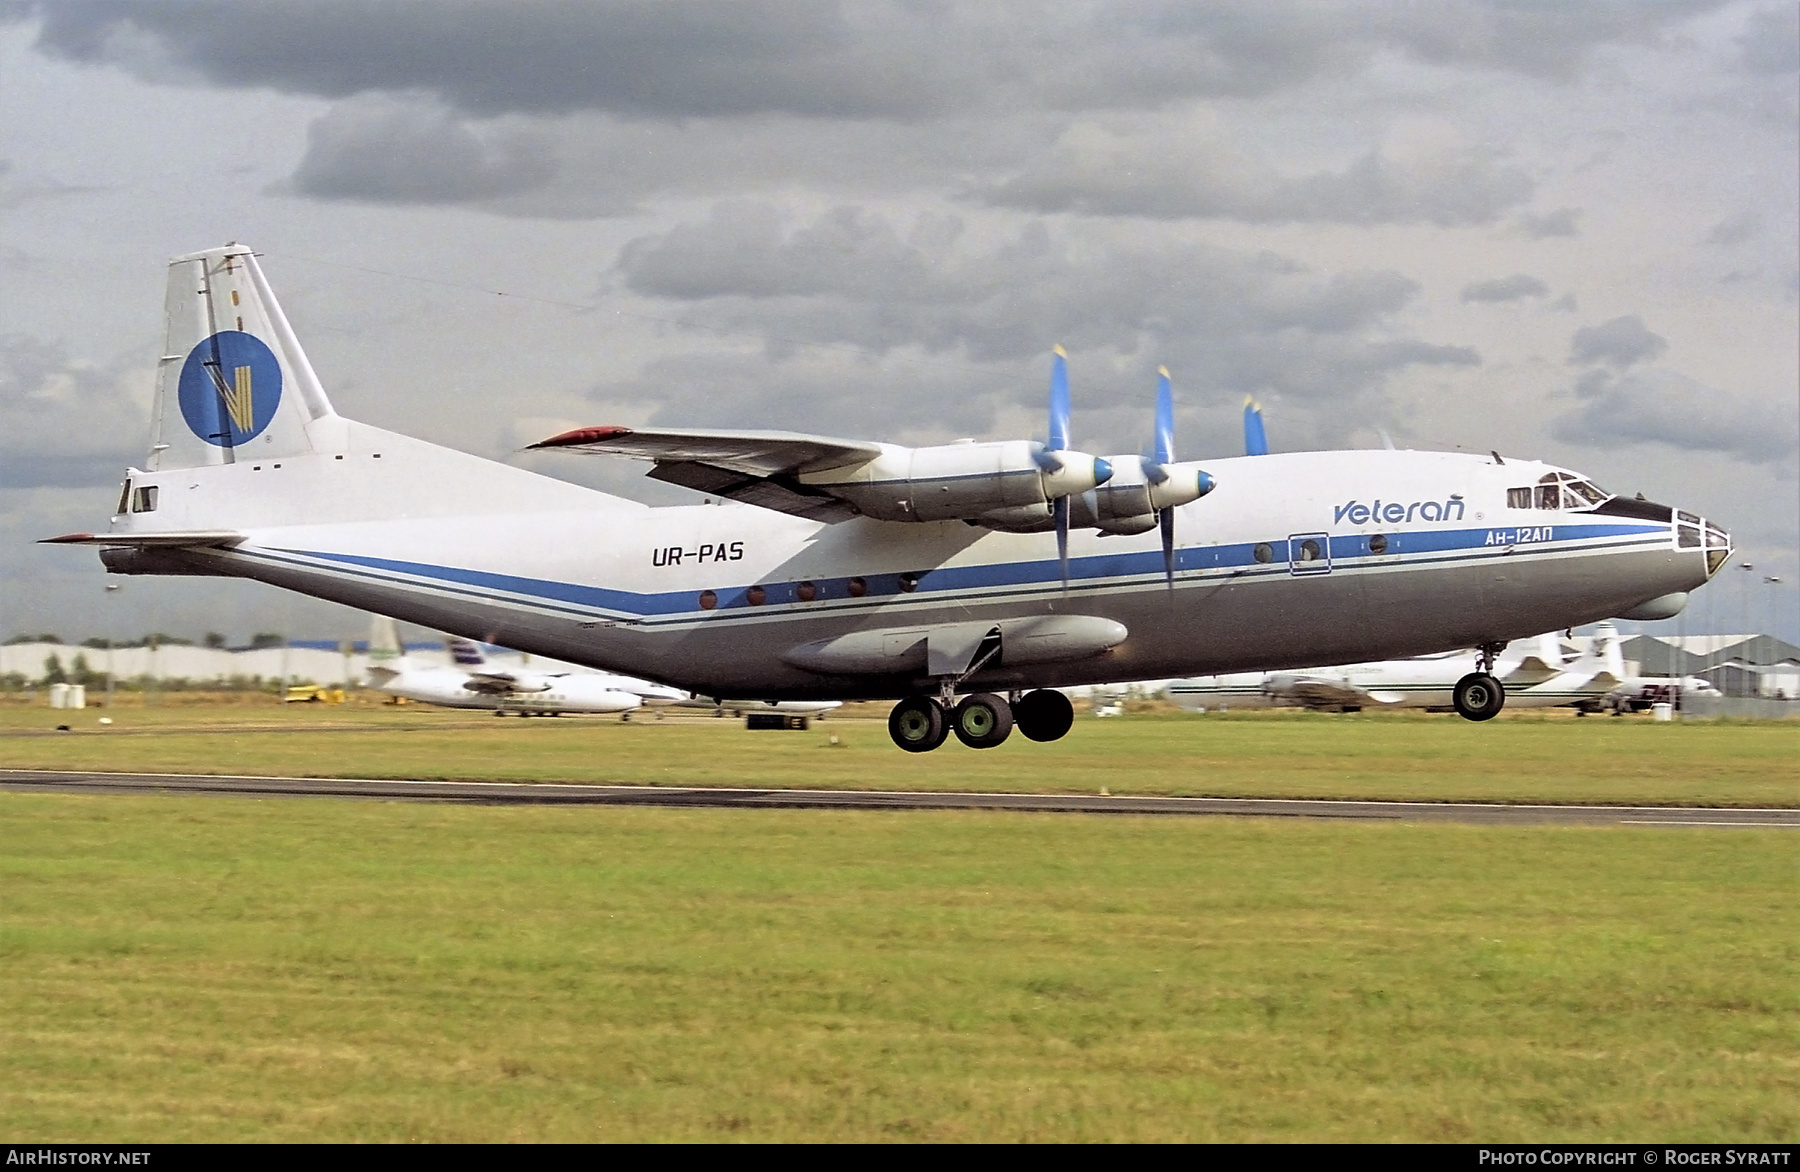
[
  {"xmin": 47, "ymin": 245, "xmax": 1731, "ymax": 750},
  {"xmin": 1168, "ymin": 623, "xmax": 1628, "ymax": 716},
  {"xmin": 365, "ymin": 616, "xmax": 675, "ymax": 715}
]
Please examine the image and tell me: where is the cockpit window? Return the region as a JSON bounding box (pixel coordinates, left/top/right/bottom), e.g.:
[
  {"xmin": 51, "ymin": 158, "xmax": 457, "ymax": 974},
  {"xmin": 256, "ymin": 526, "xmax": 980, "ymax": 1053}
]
[
  {"xmin": 1564, "ymin": 480, "xmax": 1607, "ymax": 507},
  {"xmin": 1521, "ymin": 472, "xmax": 1608, "ymax": 511}
]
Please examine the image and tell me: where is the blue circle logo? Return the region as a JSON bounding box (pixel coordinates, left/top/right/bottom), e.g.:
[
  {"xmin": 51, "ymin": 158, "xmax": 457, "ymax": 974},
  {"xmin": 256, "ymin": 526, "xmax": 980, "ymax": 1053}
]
[{"xmin": 178, "ymin": 331, "xmax": 283, "ymax": 447}]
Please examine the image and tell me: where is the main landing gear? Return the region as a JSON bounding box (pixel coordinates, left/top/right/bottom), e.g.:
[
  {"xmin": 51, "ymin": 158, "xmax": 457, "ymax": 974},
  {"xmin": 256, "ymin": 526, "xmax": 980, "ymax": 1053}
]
[
  {"xmin": 1452, "ymin": 641, "xmax": 1508, "ymax": 722},
  {"xmin": 887, "ymin": 688, "xmax": 1074, "ymax": 752}
]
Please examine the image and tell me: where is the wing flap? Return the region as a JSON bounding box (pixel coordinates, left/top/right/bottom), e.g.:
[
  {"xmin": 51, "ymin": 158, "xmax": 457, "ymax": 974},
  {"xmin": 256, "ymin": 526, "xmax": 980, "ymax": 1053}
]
[{"xmin": 646, "ymin": 462, "xmax": 858, "ymax": 522}]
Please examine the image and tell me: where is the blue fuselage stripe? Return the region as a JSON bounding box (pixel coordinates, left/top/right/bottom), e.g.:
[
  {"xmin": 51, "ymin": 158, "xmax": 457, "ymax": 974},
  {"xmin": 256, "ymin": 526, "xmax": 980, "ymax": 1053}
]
[{"xmin": 260, "ymin": 520, "xmax": 1668, "ymax": 623}]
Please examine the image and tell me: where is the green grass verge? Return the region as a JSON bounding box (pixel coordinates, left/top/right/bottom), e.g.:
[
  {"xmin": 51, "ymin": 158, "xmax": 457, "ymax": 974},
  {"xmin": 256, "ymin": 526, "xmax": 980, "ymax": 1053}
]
[
  {"xmin": 1, "ymin": 792, "xmax": 1795, "ymax": 1141},
  {"xmin": 4, "ymin": 706, "xmax": 1798, "ymax": 807}
]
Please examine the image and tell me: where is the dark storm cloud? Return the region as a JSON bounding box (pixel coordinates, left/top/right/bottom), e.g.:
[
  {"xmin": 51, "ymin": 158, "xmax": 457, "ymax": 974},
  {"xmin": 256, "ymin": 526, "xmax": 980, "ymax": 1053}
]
[
  {"xmin": 20, "ymin": 1, "xmax": 1727, "ymax": 120},
  {"xmin": 1568, "ymin": 315, "xmax": 1668, "ymax": 368},
  {"xmin": 0, "ymin": 335, "xmax": 144, "ymax": 489},
  {"xmin": 1553, "ymin": 369, "xmax": 1798, "ymax": 465},
  {"xmin": 288, "ymin": 94, "xmax": 556, "ymax": 204},
  {"xmin": 980, "ymin": 139, "xmax": 1534, "ymax": 225},
  {"xmin": 606, "ymin": 203, "xmax": 1481, "ymax": 449},
  {"xmin": 1459, "ymin": 274, "xmax": 1549, "ymax": 303}
]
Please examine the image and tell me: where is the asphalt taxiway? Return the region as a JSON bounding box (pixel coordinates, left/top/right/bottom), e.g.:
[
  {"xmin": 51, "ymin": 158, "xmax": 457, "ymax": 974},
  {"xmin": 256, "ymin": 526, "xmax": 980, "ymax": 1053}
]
[{"xmin": 3, "ymin": 769, "xmax": 1797, "ymax": 826}]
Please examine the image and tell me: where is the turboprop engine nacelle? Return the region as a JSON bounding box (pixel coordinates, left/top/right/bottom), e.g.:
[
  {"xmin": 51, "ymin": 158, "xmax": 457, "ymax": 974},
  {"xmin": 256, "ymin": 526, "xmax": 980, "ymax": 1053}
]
[
  {"xmin": 802, "ymin": 440, "xmax": 1112, "ymax": 528},
  {"xmin": 1067, "ymin": 457, "xmax": 1217, "ymax": 535}
]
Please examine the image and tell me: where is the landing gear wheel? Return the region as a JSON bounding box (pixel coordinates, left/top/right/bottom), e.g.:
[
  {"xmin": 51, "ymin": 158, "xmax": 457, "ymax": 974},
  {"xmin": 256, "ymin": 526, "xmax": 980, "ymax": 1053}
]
[
  {"xmin": 888, "ymin": 696, "xmax": 948, "ymax": 752},
  {"xmin": 1452, "ymin": 673, "xmax": 1506, "ymax": 721},
  {"xmin": 1013, "ymin": 688, "xmax": 1075, "ymax": 742},
  {"xmin": 951, "ymin": 693, "xmax": 1013, "ymax": 749}
]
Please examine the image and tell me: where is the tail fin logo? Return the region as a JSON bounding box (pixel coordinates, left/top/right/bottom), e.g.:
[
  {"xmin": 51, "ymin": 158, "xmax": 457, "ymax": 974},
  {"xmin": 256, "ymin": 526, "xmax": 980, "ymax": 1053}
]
[{"xmin": 177, "ymin": 331, "xmax": 282, "ymax": 447}]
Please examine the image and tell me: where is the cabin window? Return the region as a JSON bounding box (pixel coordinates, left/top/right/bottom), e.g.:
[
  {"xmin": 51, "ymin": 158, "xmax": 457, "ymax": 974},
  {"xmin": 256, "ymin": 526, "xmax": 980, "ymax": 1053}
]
[
  {"xmin": 131, "ymin": 485, "xmax": 158, "ymax": 513},
  {"xmin": 898, "ymin": 573, "xmax": 920, "ymax": 593},
  {"xmin": 796, "ymin": 581, "xmax": 817, "ymax": 603},
  {"xmin": 1296, "ymin": 538, "xmax": 1323, "ymax": 562},
  {"xmin": 697, "ymin": 590, "xmax": 717, "ymax": 610},
  {"xmin": 746, "ymin": 585, "xmax": 767, "ymax": 606},
  {"xmin": 1507, "ymin": 487, "xmax": 1532, "ymax": 509},
  {"xmin": 115, "ymin": 482, "xmax": 132, "ymax": 516},
  {"xmin": 1368, "ymin": 533, "xmax": 1389, "ymax": 555},
  {"xmin": 1253, "ymin": 542, "xmax": 1274, "ymax": 564},
  {"xmin": 847, "ymin": 577, "xmax": 867, "ymax": 598}
]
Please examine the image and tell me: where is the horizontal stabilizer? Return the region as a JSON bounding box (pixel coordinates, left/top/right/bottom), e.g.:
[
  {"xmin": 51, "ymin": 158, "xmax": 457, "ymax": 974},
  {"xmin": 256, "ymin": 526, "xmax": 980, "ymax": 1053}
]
[{"xmin": 39, "ymin": 531, "xmax": 243, "ymax": 547}]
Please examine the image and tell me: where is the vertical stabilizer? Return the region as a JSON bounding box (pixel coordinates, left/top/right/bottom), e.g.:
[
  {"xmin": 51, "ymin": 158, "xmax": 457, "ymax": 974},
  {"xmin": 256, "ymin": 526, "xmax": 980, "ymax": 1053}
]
[
  {"xmin": 365, "ymin": 614, "xmax": 408, "ymax": 682},
  {"xmin": 151, "ymin": 245, "xmax": 343, "ymax": 470},
  {"xmin": 1594, "ymin": 622, "xmax": 1624, "ymax": 679},
  {"xmin": 447, "ymin": 637, "xmax": 488, "ymax": 669}
]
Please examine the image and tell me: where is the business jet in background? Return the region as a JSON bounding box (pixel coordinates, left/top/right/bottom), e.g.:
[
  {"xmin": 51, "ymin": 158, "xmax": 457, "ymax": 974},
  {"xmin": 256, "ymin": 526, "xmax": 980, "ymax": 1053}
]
[
  {"xmin": 49, "ymin": 245, "xmax": 1731, "ymax": 750},
  {"xmin": 365, "ymin": 616, "xmax": 678, "ymax": 716},
  {"xmin": 1169, "ymin": 624, "xmax": 1630, "ymax": 716}
]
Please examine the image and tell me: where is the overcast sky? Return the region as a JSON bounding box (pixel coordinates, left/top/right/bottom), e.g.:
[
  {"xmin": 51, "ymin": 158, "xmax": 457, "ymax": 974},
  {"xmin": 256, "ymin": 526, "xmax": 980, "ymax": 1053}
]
[{"xmin": 2, "ymin": 1, "xmax": 1795, "ymax": 644}]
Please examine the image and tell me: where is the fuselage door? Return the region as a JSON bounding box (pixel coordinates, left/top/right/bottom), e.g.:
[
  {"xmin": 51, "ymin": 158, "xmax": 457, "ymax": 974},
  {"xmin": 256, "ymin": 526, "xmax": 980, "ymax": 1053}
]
[{"xmin": 1288, "ymin": 532, "xmax": 1332, "ymax": 576}]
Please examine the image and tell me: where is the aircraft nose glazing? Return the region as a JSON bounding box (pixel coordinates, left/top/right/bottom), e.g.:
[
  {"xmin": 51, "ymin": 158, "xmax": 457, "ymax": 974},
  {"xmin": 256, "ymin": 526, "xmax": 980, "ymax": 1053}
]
[{"xmin": 1703, "ymin": 519, "xmax": 1732, "ymax": 578}]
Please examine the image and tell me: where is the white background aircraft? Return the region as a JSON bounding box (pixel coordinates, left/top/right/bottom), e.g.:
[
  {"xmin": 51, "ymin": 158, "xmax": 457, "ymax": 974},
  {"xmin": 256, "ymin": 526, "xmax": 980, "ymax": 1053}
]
[
  {"xmin": 366, "ymin": 617, "xmax": 679, "ymax": 716},
  {"xmin": 48, "ymin": 246, "xmax": 1731, "ymax": 750},
  {"xmin": 1168, "ymin": 624, "xmax": 1630, "ymax": 715}
]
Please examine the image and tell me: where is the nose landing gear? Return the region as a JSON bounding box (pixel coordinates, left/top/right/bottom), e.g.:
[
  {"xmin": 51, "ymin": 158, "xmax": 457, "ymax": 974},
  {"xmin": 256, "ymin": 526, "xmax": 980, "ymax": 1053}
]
[{"xmin": 886, "ymin": 687, "xmax": 1073, "ymax": 750}]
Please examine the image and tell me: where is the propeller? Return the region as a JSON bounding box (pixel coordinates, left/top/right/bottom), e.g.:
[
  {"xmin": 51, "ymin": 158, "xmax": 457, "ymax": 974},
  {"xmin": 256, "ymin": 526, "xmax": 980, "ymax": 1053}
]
[
  {"xmin": 1243, "ymin": 396, "xmax": 1268, "ymax": 456},
  {"xmin": 1034, "ymin": 347, "xmax": 1114, "ymax": 591},
  {"xmin": 1142, "ymin": 368, "xmax": 1181, "ymax": 589},
  {"xmin": 1044, "ymin": 346, "xmax": 1074, "ymax": 590}
]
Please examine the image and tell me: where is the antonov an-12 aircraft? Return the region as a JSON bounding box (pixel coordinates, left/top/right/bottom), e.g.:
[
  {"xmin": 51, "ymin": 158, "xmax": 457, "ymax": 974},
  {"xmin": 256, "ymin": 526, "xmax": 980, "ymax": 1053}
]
[{"xmin": 46, "ymin": 245, "xmax": 1732, "ymax": 751}]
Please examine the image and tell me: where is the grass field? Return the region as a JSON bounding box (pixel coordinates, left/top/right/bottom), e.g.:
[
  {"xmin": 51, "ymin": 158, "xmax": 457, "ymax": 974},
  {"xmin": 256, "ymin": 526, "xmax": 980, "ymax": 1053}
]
[
  {"xmin": 3, "ymin": 702, "xmax": 1798, "ymax": 808},
  {"xmin": 3, "ymin": 792, "xmax": 1796, "ymax": 1142}
]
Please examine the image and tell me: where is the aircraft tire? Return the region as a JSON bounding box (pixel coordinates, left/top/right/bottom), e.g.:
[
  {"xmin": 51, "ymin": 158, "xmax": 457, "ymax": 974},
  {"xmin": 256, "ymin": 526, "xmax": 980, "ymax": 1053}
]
[
  {"xmin": 1013, "ymin": 688, "xmax": 1075, "ymax": 742},
  {"xmin": 888, "ymin": 696, "xmax": 948, "ymax": 752},
  {"xmin": 1452, "ymin": 672, "xmax": 1506, "ymax": 721},
  {"xmin": 951, "ymin": 693, "xmax": 1014, "ymax": 749}
]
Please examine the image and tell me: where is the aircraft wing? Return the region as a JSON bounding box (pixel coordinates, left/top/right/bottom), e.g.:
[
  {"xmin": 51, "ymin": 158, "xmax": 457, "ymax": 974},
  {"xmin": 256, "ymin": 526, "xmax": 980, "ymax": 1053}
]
[
  {"xmin": 1280, "ymin": 678, "xmax": 1379, "ymax": 709},
  {"xmin": 1504, "ymin": 654, "xmax": 1561, "ymax": 685},
  {"xmin": 529, "ymin": 425, "xmax": 881, "ymax": 522},
  {"xmin": 460, "ymin": 671, "xmax": 537, "ymax": 696},
  {"xmin": 39, "ymin": 531, "xmax": 243, "ymax": 547}
]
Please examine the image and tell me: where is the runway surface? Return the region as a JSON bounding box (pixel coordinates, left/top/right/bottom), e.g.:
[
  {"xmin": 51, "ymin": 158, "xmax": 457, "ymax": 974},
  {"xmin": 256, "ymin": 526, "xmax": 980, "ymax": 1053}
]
[{"xmin": 4, "ymin": 769, "xmax": 1798, "ymax": 826}]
